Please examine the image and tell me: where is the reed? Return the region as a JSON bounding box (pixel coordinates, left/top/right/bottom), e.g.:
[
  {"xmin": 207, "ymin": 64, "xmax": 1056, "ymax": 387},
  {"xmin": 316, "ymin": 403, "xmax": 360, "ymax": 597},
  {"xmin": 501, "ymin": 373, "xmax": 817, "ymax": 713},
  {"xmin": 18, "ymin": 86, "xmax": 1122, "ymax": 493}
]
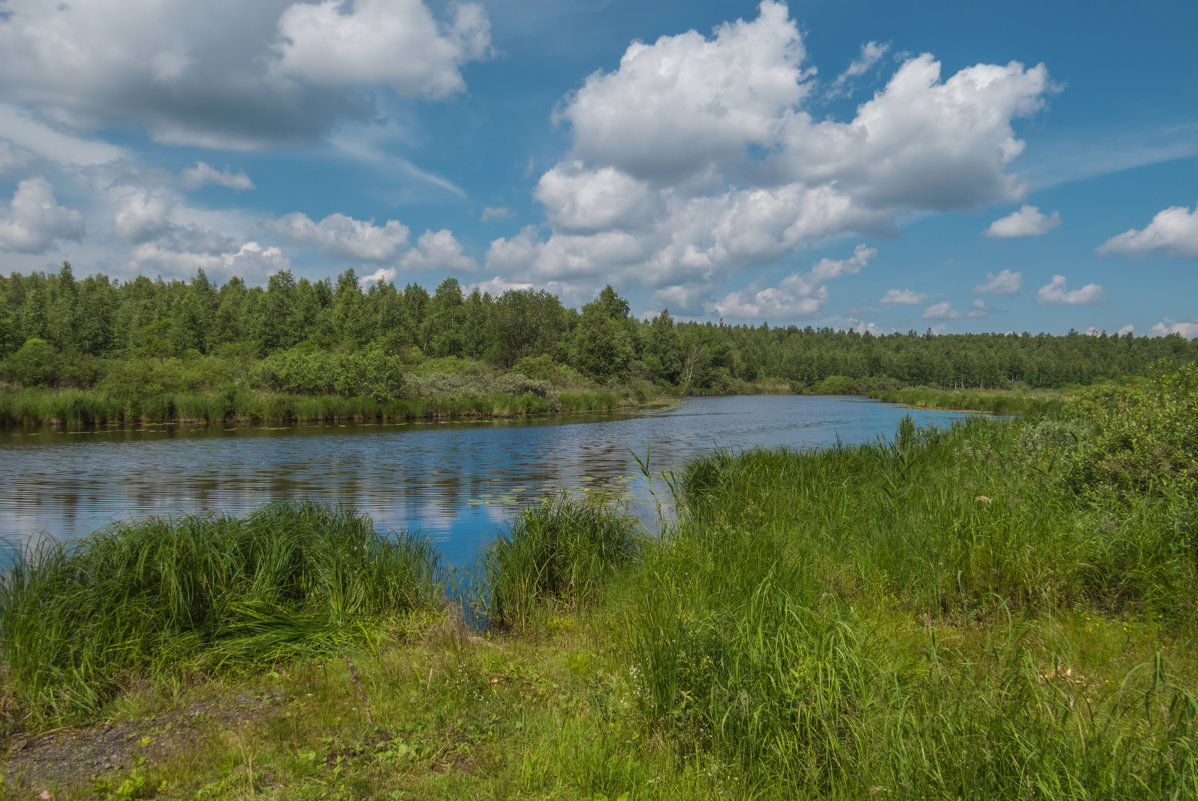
[
  {"xmin": 0, "ymin": 502, "xmax": 443, "ymax": 722},
  {"xmin": 481, "ymin": 495, "xmax": 643, "ymax": 631}
]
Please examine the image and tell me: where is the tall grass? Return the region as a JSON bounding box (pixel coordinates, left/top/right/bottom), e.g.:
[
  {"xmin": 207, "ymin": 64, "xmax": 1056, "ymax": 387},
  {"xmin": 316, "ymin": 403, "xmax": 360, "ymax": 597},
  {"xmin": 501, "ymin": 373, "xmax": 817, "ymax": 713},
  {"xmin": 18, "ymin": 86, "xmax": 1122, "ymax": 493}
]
[
  {"xmin": 619, "ymin": 372, "xmax": 1198, "ymax": 796},
  {"xmin": 869, "ymin": 385, "xmax": 1069, "ymax": 416},
  {"xmin": 481, "ymin": 496, "xmax": 643, "ymax": 631},
  {"xmin": 0, "ymin": 502, "xmax": 443, "ymax": 722},
  {"xmin": 0, "ymin": 385, "xmax": 637, "ymax": 427}
]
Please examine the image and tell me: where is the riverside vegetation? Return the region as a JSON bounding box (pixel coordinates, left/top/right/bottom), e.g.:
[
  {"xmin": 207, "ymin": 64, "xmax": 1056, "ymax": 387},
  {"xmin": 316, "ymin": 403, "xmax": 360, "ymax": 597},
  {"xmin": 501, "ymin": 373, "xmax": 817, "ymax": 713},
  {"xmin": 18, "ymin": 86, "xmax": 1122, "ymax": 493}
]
[
  {"xmin": 2, "ymin": 264, "xmax": 1197, "ymax": 427},
  {"xmin": 1, "ymin": 363, "xmax": 1195, "ymax": 799}
]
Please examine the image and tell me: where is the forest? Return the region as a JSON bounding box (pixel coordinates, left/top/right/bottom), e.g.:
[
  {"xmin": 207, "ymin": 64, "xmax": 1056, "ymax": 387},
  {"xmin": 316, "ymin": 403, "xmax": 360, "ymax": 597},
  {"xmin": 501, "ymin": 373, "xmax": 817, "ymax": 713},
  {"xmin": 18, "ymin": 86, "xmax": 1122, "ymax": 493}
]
[{"xmin": 1, "ymin": 263, "xmax": 1196, "ymax": 425}]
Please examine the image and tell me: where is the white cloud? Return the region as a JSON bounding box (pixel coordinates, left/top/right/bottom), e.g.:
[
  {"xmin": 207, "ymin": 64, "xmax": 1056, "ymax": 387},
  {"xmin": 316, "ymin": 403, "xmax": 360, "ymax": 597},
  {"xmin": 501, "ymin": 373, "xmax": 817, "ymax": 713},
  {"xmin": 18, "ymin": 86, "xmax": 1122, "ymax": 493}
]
[
  {"xmin": 557, "ymin": 0, "xmax": 810, "ymax": 182},
  {"xmin": 710, "ymin": 277, "xmax": 826, "ymax": 320},
  {"xmin": 810, "ymin": 244, "xmax": 875, "ymax": 280},
  {"xmin": 1150, "ymin": 317, "xmax": 1198, "ymax": 338},
  {"xmin": 836, "ymin": 317, "xmax": 888, "ymax": 335},
  {"xmin": 880, "ymin": 288, "xmax": 927, "ymax": 305},
  {"xmin": 519, "ymin": 2, "xmax": 1053, "ymax": 313},
  {"xmin": 985, "ymin": 204, "xmax": 1060, "ymax": 237},
  {"xmin": 1036, "ymin": 274, "xmax": 1103, "ymax": 305},
  {"xmin": 126, "ymin": 240, "xmax": 288, "ymax": 284},
  {"xmin": 973, "ymin": 269, "xmax": 1022, "ymax": 294},
  {"xmin": 485, "ymin": 226, "xmax": 543, "ymax": 274},
  {"xmin": 535, "ymin": 163, "xmax": 657, "ymax": 234},
  {"xmin": 398, "ymin": 229, "xmax": 478, "ymax": 273},
  {"xmin": 358, "ymin": 267, "xmax": 397, "ymax": 288},
  {"xmin": 0, "ymin": 177, "xmax": 85, "ymax": 253},
  {"xmin": 468, "ymin": 275, "xmax": 583, "ymax": 303},
  {"xmin": 827, "ymin": 40, "xmax": 890, "ymax": 97},
  {"xmin": 112, "ymin": 189, "xmax": 175, "ymax": 243},
  {"xmin": 180, "ymin": 162, "xmax": 255, "ymax": 191},
  {"xmin": 1117, "ymin": 324, "xmax": 1134, "ymax": 336},
  {"xmin": 481, "ymin": 206, "xmax": 515, "ymax": 222},
  {"xmin": 922, "ymin": 301, "xmax": 961, "ymax": 320},
  {"xmin": 0, "ymin": 0, "xmax": 490, "ymax": 150},
  {"xmin": 265, "ymin": 211, "xmax": 409, "ymax": 262},
  {"xmin": 967, "ymin": 299, "xmax": 990, "ymax": 318},
  {"xmin": 272, "ymin": 0, "xmax": 490, "ymax": 97},
  {"xmin": 707, "ymin": 243, "xmax": 872, "ymax": 320},
  {"xmin": 1096, "ymin": 203, "xmax": 1198, "ymax": 258},
  {"xmin": 844, "ymin": 41, "xmax": 890, "ymax": 79}
]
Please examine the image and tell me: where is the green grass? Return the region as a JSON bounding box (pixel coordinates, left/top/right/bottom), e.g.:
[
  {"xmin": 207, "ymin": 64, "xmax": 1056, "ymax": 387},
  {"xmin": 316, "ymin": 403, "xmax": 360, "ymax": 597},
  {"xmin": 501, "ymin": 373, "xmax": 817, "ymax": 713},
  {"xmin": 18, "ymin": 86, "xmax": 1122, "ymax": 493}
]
[
  {"xmin": 621, "ymin": 413, "xmax": 1198, "ymax": 796},
  {"xmin": 868, "ymin": 385, "xmax": 1073, "ymax": 415},
  {"xmin": 0, "ymin": 385, "xmax": 644, "ymax": 427},
  {"xmin": 0, "ymin": 503, "xmax": 444, "ymax": 723},
  {"xmin": 481, "ymin": 495, "xmax": 643, "ymax": 632}
]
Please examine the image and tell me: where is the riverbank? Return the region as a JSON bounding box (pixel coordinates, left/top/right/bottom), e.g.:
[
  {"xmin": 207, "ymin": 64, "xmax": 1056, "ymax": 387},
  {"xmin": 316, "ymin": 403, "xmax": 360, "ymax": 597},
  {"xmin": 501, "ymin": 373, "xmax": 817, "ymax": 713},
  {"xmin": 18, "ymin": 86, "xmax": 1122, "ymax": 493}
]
[
  {"xmin": 864, "ymin": 384, "xmax": 1079, "ymax": 415},
  {"xmin": 2, "ymin": 365, "xmax": 1195, "ymax": 798}
]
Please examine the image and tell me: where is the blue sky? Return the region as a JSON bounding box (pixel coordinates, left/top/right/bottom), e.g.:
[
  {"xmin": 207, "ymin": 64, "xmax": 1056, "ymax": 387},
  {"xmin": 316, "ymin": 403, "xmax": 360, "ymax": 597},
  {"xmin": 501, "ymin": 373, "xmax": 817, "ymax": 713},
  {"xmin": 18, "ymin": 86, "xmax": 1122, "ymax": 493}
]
[{"xmin": 0, "ymin": 0, "xmax": 1195, "ymax": 336}]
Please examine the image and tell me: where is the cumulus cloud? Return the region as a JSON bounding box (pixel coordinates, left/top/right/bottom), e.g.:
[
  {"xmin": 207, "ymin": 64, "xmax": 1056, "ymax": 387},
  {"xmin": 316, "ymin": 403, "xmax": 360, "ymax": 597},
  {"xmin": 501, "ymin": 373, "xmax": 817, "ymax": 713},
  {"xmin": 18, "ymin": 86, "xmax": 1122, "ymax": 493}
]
[
  {"xmin": 0, "ymin": 0, "xmax": 491, "ymax": 150},
  {"xmin": 180, "ymin": 162, "xmax": 255, "ymax": 191},
  {"xmin": 126, "ymin": 240, "xmax": 289, "ymax": 283},
  {"xmin": 272, "ymin": 0, "xmax": 490, "ymax": 97},
  {"xmin": 513, "ymin": 1, "xmax": 1053, "ymax": 313},
  {"xmin": 1150, "ymin": 318, "xmax": 1198, "ymax": 338},
  {"xmin": 265, "ymin": 211, "xmax": 409, "ymax": 262},
  {"xmin": 973, "ymin": 269, "xmax": 1022, "ymax": 295},
  {"xmin": 535, "ymin": 163, "xmax": 658, "ymax": 234},
  {"xmin": 358, "ymin": 267, "xmax": 397, "ymax": 288},
  {"xmin": 467, "ymin": 275, "xmax": 584, "ymax": 303},
  {"xmin": 398, "ymin": 229, "xmax": 478, "ymax": 273},
  {"xmin": 708, "ymin": 243, "xmax": 874, "ymax": 320},
  {"xmin": 0, "ymin": 177, "xmax": 85, "ymax": 253},
  {"xmin": 985, "ymin": 204, "xmax": 1060, "ymax": 237},
  {"xmin": 481, "ymin": 206, "xmax": 515, "ymax": 222},
  {"xmin": 1096, "ymin": 203, "xmax": 1198, "ymax": 258},
  {"xmin": 880, "ymin": 288, "xmax": 927, "ymax": 305},
  {"xmin": 922, "ymin": 301, "xmax": 961, "ymax": 320},
  {"xmin": 112, "ymin": 189, "xmax": 175, "ymax": 243},
  {"xmin": 1036, "ymin": 274, "xmax": 1103, "ymax": 305},
  {"xmin": 274, "ymin": 0, "xmax": 488, "ymax": 96},
  {"xmin": 811, "ymin": 244, "xmax": 875, "ymax": 280},
  {"xmin": 557, "ymin": 0, "xmax": 810, "ymax": 182},
  {"xmin": 967, "ymin": 299, "xmax": 990, "ymax": 318},
  {"xmin": 710, "ymin": 275, "xmax": 826, "ymax": 320}
]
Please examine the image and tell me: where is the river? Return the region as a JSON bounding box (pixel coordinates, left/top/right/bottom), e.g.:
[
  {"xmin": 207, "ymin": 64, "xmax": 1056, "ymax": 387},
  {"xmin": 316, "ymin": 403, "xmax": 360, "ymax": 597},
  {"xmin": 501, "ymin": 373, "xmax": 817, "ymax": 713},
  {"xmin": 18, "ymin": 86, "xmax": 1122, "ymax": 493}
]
[{"xmin": 0, "ymin": 395, "xmax": 978, "ymax": 565}]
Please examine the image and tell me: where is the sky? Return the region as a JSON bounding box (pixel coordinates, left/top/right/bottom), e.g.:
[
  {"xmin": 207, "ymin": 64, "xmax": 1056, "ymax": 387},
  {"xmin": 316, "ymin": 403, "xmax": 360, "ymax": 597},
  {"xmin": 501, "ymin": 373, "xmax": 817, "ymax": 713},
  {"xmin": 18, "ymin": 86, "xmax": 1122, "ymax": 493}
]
[{"xmin": 0, "ymin": 0, "xmax": 1195, "ymax": 337}]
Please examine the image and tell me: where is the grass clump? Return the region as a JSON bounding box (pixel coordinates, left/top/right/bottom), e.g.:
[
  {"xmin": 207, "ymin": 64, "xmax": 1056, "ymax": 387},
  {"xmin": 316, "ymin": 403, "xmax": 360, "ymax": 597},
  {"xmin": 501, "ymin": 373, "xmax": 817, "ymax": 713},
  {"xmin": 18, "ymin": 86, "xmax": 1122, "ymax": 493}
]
[
  {"xmin": 482, "ymin": 496, "xmax": 642, "ymax": 631},
  {"xmin": 0, "ymin": 502, "xmax": 443, "ymax": 723}
]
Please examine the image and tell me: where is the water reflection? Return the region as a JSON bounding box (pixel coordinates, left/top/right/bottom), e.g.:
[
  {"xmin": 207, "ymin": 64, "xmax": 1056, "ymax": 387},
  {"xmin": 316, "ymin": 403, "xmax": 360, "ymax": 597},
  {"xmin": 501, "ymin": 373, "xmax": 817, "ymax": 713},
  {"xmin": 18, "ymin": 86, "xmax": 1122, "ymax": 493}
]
[{"xmin": 0, "ymin": 396, "xmax": 980, "ymax": 566}]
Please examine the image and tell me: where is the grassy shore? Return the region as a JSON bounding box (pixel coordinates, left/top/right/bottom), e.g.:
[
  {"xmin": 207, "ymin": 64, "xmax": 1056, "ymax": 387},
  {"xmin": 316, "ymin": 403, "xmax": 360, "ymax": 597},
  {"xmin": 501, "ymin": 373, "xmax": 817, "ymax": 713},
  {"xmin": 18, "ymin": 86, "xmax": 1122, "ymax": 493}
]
[
  {"xmin": 2, "ymin": 366, "xmax": 1196, "ymax": 798},
  {"xmin": 866, "ymin": 385, "xmax": 1079, "ymax": 415},
  {"xmin": 0, "ymin": 386, "xmax": 646, "ymax": 428}
]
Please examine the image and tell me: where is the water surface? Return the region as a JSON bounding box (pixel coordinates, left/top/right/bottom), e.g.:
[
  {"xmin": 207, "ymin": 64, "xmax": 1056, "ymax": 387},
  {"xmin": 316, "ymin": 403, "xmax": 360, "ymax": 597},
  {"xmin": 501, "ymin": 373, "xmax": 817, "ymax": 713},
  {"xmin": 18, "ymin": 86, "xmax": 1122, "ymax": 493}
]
[{"xmin": 0, "ymin": 395, "xmax": 977, "ymax": 565}]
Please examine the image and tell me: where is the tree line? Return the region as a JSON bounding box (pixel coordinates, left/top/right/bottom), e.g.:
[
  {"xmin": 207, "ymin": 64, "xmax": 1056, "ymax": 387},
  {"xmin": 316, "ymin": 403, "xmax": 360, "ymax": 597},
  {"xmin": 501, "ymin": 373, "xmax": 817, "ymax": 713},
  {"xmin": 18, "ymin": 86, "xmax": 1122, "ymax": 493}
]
[{"xmin": 2, "ymin": 263, "xmax": 1196, "ymax": 394}]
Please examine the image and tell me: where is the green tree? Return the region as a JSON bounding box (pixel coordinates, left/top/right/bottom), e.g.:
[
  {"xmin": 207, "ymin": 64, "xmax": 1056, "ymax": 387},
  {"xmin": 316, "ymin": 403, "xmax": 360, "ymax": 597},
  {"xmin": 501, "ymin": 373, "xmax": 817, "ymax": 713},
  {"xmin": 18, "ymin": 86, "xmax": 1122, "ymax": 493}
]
[{"xmin": 571, "ymin": 285, "xmax": 635, "ymax": 382}]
